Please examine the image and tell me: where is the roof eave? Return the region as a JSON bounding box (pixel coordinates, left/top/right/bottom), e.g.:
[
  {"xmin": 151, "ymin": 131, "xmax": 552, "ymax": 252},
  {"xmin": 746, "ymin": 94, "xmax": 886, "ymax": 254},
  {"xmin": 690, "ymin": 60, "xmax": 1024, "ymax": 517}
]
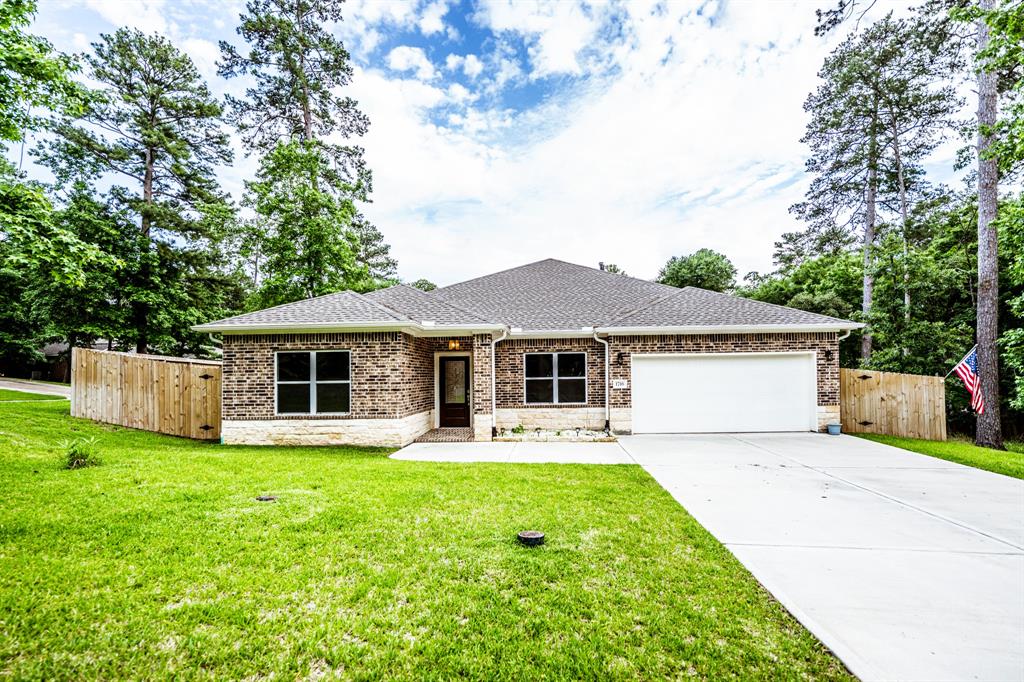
[
  {"xmin": 596, "ymin": 323, "xmax": 865, "ymax": 335},
  {"xmin": 190, "ymin": 321, "xmax": 505, "ymax": 335}
]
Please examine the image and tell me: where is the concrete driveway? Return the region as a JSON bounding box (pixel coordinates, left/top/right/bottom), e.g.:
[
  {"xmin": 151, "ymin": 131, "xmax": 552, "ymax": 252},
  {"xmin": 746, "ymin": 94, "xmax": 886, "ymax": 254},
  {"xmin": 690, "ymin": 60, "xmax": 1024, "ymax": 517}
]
[{"xmin": 619, "ymin": 433, "xmax": 1024, "ymax": 682}]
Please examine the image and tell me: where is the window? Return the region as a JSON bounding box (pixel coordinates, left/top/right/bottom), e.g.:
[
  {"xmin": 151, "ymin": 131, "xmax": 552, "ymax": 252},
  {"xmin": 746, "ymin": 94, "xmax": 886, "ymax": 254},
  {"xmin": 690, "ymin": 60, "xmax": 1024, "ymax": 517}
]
[
  {"xmin": 276, "ymin": 351, "xmax": 350, "ymax": 415},
  {"xmin": 525, "ymin": 352, "xmax": 586, "ymax": 404}
]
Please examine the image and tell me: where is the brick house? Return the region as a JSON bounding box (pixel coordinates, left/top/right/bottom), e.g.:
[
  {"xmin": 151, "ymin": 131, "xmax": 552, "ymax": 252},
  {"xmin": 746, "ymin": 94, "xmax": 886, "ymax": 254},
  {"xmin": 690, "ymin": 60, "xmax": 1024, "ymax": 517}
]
[{"xmin": 193, "ymin": 259, "xmax": 862, "ymax": 446}]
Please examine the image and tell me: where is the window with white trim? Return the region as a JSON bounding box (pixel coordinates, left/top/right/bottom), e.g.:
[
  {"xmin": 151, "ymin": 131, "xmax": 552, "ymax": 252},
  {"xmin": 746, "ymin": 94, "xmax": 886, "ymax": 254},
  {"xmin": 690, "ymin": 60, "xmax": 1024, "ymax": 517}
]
[
  {"xmin": 276, "ymin": 351, "xmax": 350, "ymax": 415},
  {"xmin": 524, "ymin": 352, "xmax": 586, "ymax": 404}
]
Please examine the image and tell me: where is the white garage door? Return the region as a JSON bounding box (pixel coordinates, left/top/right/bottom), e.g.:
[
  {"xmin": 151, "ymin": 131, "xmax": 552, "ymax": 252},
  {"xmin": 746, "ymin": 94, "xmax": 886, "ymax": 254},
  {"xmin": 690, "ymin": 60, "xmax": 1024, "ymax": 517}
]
[{"xmin": 631, "ymin": 353, "xmax": 817, "ymax": 433}]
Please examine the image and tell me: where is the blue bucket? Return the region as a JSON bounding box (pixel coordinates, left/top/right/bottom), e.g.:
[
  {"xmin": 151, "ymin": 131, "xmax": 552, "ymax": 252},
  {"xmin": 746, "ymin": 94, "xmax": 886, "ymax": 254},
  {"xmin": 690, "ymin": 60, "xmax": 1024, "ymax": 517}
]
[{"xmin": 827, "ymin": 423, "xmax": 842, "ymax": 436}]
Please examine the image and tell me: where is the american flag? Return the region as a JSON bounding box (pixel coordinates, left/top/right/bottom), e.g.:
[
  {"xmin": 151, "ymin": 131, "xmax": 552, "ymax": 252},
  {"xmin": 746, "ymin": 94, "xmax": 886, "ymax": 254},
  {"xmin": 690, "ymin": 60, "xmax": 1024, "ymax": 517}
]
[{"xmin": 952, "ymin": 346, "xmax": 985, "ymax": 414}]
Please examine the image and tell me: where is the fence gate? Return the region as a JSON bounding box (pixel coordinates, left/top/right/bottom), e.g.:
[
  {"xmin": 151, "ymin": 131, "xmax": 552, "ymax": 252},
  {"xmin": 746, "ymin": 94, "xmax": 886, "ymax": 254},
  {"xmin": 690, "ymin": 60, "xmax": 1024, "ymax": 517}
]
[
  {"xmin": 71, "ymin": 347, "xmax": 221, "ymax": 440},
  {"xmin": 840, "ymin": 368, "xmax": 946, "ymax": 441}
]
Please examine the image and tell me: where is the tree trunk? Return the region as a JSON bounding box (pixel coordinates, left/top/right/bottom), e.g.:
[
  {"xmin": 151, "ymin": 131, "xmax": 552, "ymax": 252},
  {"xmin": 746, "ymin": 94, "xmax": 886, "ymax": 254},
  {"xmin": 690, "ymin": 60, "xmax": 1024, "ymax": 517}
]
[
  {"xmin": 892, "ymin": 126, "xmax": 912, "ymax": 358},
  {"xmin": 861, "ymin": 107, "xmax": 879, "ymax": 364},
  {"xmin": 862, "ymin": 171, "xmax": 876, "ymax": 364},
  {"xmin": 974, "ymin": 0, "xmax": 1003, "ymax": 449},
  {"xmin": 135, "ymin": 146, "xmax": 154, "ymax": 354}
]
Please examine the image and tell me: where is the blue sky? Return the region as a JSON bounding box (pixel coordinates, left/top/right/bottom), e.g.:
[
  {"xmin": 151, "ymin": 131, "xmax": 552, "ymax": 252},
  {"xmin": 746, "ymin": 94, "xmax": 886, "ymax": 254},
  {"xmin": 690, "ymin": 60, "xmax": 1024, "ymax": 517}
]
[{"xmin": 23, "ymin": 0, "xmax": 948, "ymax": 286}]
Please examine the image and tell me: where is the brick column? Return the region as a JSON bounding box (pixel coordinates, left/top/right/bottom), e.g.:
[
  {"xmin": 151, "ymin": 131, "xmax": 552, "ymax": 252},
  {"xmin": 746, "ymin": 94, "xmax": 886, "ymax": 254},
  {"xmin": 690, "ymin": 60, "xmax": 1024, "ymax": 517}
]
[{"xmin": 472, "ymin": 333, "xmax": 493, "ymax": 441}]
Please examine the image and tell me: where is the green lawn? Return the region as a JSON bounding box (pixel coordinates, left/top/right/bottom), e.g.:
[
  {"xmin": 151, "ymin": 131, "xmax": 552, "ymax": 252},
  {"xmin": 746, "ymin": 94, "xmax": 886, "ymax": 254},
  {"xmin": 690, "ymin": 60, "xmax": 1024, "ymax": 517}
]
[
  {"xmin": 0, "ymin": 402, "xmax": 850, "ymax": 680},
  {"xmin": 0, "ymin": 388, "xmax": 66, "ymax": 401},
  {"xmin": 857, "ymin": 434, "xmax": 1024, "ymax": 479}
]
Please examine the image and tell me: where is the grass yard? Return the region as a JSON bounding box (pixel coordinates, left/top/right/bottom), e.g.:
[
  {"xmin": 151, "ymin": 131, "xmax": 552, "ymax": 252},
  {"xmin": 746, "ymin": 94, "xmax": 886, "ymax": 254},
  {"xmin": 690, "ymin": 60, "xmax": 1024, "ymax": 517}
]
[
  {"xmin": 0, "ymin": 401, "xmax": 850, "ymax": 680},
  {"xmin": 857, "ymin": 434, "xmax": 1024, "ymax": 479},
  {"xmin": 0, "ymin": 388, "xmax": 66, "ymax": 401}
]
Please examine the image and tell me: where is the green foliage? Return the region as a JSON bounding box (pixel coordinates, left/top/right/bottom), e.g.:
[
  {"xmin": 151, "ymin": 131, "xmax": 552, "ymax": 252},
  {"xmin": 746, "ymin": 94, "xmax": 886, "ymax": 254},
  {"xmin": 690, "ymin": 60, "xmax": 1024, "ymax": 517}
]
[
  {"xmin": 244, "ymin": 140, "xmax": 365, "ymax": 307},
  {"xmin": 657, "ymin": 248, "xmax": 737, "ymax": 291},
  {"xmin": 999, "ymin": 196, "xmax": 1024, "ymax": 410},
  {"xmin": 220, "ymin": 0, "xmax": 395, "ymax": 303},
  {"xmin": 60, "ymin": 436, "xmax": 100, "ymax": 469},
  {"xmin": 409, "ymin": 278, "xmax": 437, "ymax": 292},
  {"xmin": 0, "ymin": 0, "xmax": 81, "ymax": 142},
  {"xmin": 36, "ymin": 28, "xmax": 239, "ymax": 354},
  {"xmin": 955, "ymin": 0, "xmax": 1024, "ymax": 176}
]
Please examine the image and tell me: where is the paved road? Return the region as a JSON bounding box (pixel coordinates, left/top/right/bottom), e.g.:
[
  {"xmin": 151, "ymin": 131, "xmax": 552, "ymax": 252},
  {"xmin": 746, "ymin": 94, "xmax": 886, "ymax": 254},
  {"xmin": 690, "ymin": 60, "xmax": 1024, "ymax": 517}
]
[
  {"xmin": 0, "ymin": 378, "xmax": 70, "ymax": 398},
  {"xmin": 619, "ymin": 433, "xmax": 1024, "ymax": 682}
]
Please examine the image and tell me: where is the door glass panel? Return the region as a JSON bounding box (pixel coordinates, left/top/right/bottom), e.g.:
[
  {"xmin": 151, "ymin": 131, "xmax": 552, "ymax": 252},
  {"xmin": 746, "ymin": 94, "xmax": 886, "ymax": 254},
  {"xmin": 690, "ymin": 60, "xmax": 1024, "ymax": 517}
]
[{"xmin": 445, "ymin": 361, "xmax": 466, "ymax": 404}]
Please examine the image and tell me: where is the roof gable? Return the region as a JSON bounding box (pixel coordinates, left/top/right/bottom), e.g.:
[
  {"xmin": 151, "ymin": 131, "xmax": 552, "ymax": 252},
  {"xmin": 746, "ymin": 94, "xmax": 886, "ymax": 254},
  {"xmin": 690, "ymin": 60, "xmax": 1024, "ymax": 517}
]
[{"xmin": 433, "ymin": 259, "xmax": 677, "ymax": 330}]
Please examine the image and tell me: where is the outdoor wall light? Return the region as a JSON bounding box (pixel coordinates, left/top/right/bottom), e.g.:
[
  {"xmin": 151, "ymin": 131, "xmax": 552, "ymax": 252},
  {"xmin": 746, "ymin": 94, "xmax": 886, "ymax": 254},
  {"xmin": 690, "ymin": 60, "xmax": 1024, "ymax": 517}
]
[
  {"xmin": 448, "ymin": 339, "xmax": 461, "ymax": 351},
  {"xmin": 824, "ymin": 349, "xmax": 834, "ymax": 361},
  {"xmin": 616, "ymin": 351, "xmax": 625, "ymax": 365}
]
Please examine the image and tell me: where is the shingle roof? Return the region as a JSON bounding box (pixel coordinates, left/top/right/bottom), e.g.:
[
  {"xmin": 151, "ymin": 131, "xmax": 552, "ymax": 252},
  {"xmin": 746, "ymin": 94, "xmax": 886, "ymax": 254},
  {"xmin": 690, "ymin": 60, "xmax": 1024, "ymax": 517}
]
[
  {"xmin": 364, "ymin": 284, "xmax": 491, "ymax": 325},
  {"xmin": 433, "ymin": 259, "xmax": 678, "ymax": 330},
  {"xmin": 194, "ymin": 258, "xmax": 862, "ymax": 333},
  {"xmin": 196, "ymin": 290, "xmax": 409, "ymax": 329},
  {"xmin": 606, "ymin": 286, "xmax": 854, "ymax": 328}
]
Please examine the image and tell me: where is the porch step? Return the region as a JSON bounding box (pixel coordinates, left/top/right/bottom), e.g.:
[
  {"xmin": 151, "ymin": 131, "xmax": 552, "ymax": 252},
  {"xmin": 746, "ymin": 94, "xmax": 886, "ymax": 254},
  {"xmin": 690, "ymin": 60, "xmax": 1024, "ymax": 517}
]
[{"xmin": 414, "ymin": 427, "xmax": 474, "ymax": 443}]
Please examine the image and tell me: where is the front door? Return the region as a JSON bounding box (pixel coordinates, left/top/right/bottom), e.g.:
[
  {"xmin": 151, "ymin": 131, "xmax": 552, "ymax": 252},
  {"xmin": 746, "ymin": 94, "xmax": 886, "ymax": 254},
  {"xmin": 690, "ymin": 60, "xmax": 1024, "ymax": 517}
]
[{"xmin": 439, "ymin": 356, "xmax": 470, "ymax": 427}]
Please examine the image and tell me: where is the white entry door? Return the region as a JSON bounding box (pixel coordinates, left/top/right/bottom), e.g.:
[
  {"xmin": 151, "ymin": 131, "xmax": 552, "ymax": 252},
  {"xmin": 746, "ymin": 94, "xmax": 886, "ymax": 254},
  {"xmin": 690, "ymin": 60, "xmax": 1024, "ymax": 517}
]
[{"xmin": 630, "ymin": 353, "xmax": 817, "ymax": 433}]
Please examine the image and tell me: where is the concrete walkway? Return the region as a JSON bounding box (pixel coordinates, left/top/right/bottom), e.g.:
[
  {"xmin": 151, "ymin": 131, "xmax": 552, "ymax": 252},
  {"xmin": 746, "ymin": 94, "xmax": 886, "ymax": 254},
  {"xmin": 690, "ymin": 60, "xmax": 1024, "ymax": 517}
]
[
  {"xmin": 619, "ymin": 433, "xmax": 1024, "ymax": 682},
  {"xmin": 393, "ymin": 440, "xmax": 633, "ymax": 464},
  {"xmin": 0, "ymin": 378, "xmax": 70, "ymax": 398}
]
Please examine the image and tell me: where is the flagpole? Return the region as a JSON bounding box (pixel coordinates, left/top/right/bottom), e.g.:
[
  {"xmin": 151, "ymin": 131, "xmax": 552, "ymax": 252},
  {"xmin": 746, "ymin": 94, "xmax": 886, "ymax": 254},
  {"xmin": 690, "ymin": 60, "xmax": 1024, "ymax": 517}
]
[{"xmin": 944, "ymin": 344, "xmax": 978, "ymax": 380}]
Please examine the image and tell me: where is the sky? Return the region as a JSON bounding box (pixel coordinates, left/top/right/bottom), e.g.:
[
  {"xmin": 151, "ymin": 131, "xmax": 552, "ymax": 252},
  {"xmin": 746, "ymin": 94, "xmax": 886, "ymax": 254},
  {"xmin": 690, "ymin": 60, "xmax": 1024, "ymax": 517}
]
[{"xmin": 22, "ymin": 0, "xmax": 952, "ymax": 287}]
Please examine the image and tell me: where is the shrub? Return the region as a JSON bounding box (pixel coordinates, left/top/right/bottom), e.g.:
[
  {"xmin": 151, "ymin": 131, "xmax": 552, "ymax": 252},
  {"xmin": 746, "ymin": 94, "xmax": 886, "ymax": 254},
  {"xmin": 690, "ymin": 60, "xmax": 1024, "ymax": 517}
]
[
  {"xmin": 61, "ymin": 437, "xmax": 101, "ymax": 469},
  {"xmin": 511, "ymin": 424, "xmax": 525, "ymax": 434}
]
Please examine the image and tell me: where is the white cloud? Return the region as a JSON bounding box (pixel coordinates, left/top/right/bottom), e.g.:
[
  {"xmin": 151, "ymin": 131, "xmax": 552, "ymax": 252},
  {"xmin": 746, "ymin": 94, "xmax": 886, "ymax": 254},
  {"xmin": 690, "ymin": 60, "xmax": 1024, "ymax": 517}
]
[
  {"xmin": 418, "ymin": 0, "xmax": 449, "ymax": 36},
  {"xmin": 474, "ymin": 0, "xmax": 608, "ymax": 77},
  {"xmin": 386, "ymin": 46, "xmax": 437, "ymax": 81},
  {"xmin": 83, "ymin": 0, "xmax": 169, "ymax": 34},
  {"xmin": 445, "ymin": 53, "xmax": 484, "ymax": 80},
  {"xmin": 461, "ymin": 54, "xmax": 484, "ymax": 79},
  {"xmin": 351, "ymin": 0, "xmax": 926, "ymax": 285}
]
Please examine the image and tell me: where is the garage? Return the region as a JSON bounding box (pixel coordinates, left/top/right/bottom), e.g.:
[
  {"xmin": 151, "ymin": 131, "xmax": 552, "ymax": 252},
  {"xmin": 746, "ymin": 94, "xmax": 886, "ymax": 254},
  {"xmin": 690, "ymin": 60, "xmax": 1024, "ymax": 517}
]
[{"xmin": 630, "ymin": 352, "xmax": 817, "ymax": 433}]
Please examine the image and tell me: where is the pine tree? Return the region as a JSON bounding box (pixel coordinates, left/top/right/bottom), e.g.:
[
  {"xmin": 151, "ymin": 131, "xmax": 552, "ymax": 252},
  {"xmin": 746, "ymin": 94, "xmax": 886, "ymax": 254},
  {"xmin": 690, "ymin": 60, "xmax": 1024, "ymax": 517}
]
[
  {"xmin": 39, "ymin": 28, "xmax": 233, "ymax": 353},
  {"xmin": 792, "ymin": 15, "xmax": 960, "ymax": 363},
  {"xmin": 219, "ymin": 0, "xmax": 395, "ymax": 304}
]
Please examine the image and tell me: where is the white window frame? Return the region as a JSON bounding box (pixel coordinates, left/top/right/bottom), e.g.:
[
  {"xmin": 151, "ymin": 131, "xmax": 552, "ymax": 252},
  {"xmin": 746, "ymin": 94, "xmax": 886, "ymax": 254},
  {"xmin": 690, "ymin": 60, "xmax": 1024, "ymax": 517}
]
[
  {"xmin": 274, "ymin": 350, "xmax": 351, "ymax": 416},
  {"xmin": 523, "ymin": 351, "xmax": 588, "ymax": 405}
]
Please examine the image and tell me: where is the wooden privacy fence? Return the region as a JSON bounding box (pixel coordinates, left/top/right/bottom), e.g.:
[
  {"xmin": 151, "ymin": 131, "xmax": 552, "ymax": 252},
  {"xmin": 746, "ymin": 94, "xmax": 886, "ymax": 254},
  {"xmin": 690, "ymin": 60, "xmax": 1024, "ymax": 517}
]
[
  {"xmin": 840, "ymin": 368, "xmax": 946, "ymax": 441},
  {"xmin": 71, "ymin": 348, "xmax": 222, "ymax": 440}
]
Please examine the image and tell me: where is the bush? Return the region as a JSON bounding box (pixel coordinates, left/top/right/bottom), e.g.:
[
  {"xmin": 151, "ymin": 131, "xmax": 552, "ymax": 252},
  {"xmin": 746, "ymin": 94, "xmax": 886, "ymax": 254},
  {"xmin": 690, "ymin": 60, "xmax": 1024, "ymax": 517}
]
[{"xmin": 61, "ymin": 437, "xmax": 101, "ymax": 469}]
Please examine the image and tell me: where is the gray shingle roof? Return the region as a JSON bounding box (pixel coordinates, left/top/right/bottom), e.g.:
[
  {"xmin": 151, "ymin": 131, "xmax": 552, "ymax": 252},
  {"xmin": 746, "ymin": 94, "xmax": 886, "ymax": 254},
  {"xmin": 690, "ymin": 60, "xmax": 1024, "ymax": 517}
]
[
  {"xmin": 196, "ymin": 291, "xmax": 409, "ymax": 329},
  {"xmin": 606, "ymin": 286, "xmax": 854, "ymax": 328},
  {"xmin": 364, "ymin": 284, "xmax": 491, "ymax": 325},
  {"xmin": 195, "ymin": 258, "xmax": 861, "ymax": 333},
  {"xmin": 433, "ymin": 259, "xmax": 678, "ymax": 330}
]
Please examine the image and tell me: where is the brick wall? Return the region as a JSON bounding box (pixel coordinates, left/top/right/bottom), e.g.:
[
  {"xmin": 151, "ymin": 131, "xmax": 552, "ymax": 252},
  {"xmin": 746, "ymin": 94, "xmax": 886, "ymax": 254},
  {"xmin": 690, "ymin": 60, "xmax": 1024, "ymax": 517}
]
[
  {"xmin": 606, "ymin": 332, "xmax": 840, "ymax": 408},
  {"xmin": 473, "ymin": 334, "xmax": 493, "ymax": 416},
  {"xmin": 494, "ymin": 337, "xmax": 607, "ymax": 409},
  {"xmin": 222, "ymin": 332, "xmax": 441, "ymax": 421}
]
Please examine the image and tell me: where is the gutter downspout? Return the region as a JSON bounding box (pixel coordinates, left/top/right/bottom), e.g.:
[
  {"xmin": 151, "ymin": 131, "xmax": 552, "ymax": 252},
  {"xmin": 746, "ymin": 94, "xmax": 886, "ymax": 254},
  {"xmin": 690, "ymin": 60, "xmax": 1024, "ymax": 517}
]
[
  {"xmin": 838, "ymin": 329, "xmax": 852, "ymax": 342},
  {"xmin": 593, "ymin": 332, "xmax": 610, "ymax": 431},
  {"xmin": 490, "ymin": 328, "xmax": 508, "ymax": 437}
]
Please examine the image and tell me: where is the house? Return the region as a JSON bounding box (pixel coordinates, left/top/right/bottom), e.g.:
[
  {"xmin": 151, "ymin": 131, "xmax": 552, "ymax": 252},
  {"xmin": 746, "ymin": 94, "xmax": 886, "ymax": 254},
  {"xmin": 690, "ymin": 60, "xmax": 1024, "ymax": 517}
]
[{"xmin": 192, "ymin": 259, "xmax": 863, "ymax": 446}]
